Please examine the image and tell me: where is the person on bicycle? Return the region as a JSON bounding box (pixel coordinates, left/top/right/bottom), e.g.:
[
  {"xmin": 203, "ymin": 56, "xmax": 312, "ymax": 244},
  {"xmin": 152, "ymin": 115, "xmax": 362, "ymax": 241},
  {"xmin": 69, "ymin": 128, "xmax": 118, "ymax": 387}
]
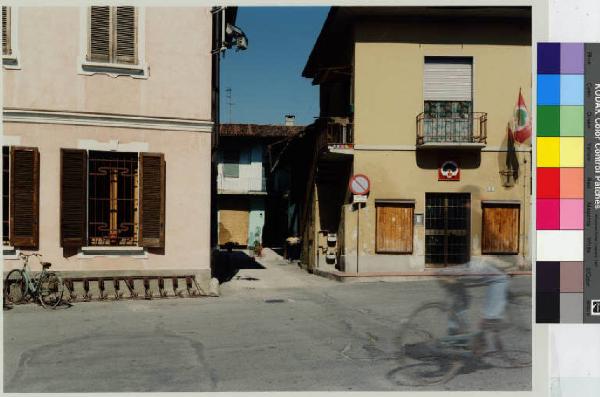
[{"xmin": 438, "ymin": 256, "xmax": 520, "ymax": 335}]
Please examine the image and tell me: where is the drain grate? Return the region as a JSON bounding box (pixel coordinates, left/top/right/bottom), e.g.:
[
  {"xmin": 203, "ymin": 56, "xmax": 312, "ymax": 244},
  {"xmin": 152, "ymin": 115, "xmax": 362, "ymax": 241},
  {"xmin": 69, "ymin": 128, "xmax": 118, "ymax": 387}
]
[{"xmin": 264, "ymin": 299, "xmax": 285, "ymax": 303}]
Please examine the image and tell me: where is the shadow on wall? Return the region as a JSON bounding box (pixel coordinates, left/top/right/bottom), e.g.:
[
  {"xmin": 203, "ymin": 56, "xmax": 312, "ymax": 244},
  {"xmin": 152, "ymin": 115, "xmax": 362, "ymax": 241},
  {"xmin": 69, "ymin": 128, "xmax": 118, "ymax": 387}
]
[
  {"xmin": 416, "ymin": 150, "xmax": 481, "ymax": 170},
  {"xmin": 212, "ymin": 249, "xmax": 265, "ymax": 284}
]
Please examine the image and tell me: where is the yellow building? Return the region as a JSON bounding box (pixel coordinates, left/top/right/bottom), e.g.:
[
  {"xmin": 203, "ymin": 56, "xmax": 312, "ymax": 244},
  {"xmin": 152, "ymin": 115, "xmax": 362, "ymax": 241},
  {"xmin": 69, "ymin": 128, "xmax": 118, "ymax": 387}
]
[{"xmin": 301, "ymin": 7, "xmax": 532, "ymax": 273}]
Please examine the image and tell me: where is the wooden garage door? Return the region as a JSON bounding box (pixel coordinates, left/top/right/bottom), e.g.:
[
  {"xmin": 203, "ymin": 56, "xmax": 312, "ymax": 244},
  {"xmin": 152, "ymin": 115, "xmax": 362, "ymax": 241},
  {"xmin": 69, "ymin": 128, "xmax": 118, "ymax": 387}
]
[
  {"xmin": 376, "ymin": 203, "xmax": 414, "ymax": 254},
  {"xmin": 218, "ymin": 197, "xmax": 249, "ymax": 246},
  {"xmin": 481, "ymin": 203, "xmax": 520, "ymax": 254}
]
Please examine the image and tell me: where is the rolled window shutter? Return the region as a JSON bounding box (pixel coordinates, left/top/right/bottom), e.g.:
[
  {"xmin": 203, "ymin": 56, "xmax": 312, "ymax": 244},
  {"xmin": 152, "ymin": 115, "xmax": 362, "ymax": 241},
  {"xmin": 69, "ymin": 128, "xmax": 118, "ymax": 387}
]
[
  {"xmin": 424, "ymin": 58, "xmax": 473, "ymax": 101},
  {"xmin": 89, "ymin": 6, "xmax": 110, "ymax": 62},
  {"xmin": 2, "ymin": 7, "xmax": 10, "ymax": 56},
  {"xmin": 10, "ymin": 147, "xmax": 39, "ymax": 248},
  {"xmin": 115, "ymin": 6, "xmax": 137, "ymax": 64},
  {"xmin": 139, "ymin": 153, "xmax": 165, "ymax": 248},
  {"xmin": 61, "ymin": 149, "xmax": 87, "ymax": 247}
]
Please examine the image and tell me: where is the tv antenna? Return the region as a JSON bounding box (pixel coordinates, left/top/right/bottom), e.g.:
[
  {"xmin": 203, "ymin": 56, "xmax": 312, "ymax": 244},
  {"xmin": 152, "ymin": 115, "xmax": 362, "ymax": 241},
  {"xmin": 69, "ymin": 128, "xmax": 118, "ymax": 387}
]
[{"xmin": 225, "ymin": 87, "xmax": 234, "ymax": 123}]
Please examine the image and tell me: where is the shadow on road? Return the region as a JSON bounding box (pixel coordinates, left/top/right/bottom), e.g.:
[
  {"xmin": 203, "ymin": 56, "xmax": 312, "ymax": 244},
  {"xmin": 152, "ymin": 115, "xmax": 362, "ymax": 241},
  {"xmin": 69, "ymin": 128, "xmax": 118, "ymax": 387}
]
[{"xmin": 212, "ymin": 250, "xmax": 265, "ymax": 284}]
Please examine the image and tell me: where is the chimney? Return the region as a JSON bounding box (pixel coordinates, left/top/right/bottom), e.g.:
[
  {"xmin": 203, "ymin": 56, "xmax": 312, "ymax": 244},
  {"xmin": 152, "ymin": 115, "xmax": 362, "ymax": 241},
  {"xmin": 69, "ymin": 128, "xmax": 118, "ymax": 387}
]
[{"xmin": 284, "ymin": 114, "xmax": 295, "ymax": 126}]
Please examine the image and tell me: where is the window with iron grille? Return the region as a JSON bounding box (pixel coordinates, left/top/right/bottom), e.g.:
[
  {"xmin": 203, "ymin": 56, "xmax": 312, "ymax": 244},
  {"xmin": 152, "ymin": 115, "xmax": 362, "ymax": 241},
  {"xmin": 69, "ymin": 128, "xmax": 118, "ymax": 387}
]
[
  {"xmin": 61, "ymin": 149, "xmax": 165, "ymax": 249},
  {"xmin": 88, "ymin": 151, "xmax": 138, "ymax": 246},
  {"xmin": 88, "ymin": 6, "xmax": 137, "ymax": 65}
]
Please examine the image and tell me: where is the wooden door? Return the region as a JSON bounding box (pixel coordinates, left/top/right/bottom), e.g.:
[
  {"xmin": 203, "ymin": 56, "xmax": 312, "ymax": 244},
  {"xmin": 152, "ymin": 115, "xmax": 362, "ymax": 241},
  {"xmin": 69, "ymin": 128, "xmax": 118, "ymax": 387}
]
[
  {"xmin": 376, "ymin": 203, "xmax": 414, "ymax": 253},
  {"xmin": 482, "ymin": 204, "xmax": 520, "ymax": 254},
  {"xmin": 218, "ymin": 196, "xmax": 249, "ymax": 246}
]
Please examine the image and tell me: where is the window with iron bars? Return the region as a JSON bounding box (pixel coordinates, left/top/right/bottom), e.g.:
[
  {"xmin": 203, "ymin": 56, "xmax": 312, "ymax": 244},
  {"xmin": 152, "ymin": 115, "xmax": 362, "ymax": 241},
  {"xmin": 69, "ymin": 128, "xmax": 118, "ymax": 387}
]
[{"xmin": 88, "ymin": 151, "xmax": 138, "ymax": 246}]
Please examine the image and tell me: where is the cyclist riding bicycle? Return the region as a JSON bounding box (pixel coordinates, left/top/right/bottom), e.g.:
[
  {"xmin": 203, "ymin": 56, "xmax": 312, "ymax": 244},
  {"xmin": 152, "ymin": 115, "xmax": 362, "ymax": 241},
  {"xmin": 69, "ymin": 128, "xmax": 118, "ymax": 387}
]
[{"xmin": 437, "ymin": 256, "xmax": 524, "ymax": 335}]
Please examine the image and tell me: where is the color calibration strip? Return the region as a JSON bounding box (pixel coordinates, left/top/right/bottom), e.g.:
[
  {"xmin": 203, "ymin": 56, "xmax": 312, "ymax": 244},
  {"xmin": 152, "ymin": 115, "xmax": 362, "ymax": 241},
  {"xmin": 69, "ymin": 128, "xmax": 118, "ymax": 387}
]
[{"xmin": 536, "ymin": 43, "xmax": 600, "ymax": 323}]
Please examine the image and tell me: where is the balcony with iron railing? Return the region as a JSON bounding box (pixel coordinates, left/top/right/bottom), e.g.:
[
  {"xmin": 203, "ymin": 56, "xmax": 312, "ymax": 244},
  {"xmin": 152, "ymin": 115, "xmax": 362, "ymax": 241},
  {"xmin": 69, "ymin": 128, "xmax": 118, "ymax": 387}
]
[{"xmin": 416, "ymin": 112, "xmax": 487, "ymax": 149}]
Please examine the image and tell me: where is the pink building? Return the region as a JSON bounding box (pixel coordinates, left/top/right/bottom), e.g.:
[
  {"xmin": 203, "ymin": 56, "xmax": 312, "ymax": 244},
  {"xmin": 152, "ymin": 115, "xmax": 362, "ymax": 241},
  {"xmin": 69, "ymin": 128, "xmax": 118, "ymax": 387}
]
[{"xmin": 2, "ymin": 6, "xmax": 241, "ymax": 287}]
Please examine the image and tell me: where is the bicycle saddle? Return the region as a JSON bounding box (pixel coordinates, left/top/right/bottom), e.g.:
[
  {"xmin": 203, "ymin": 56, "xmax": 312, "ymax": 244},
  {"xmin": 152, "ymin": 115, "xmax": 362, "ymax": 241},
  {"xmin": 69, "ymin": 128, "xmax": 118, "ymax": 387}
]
[{"xmin": 41, "ymin": 262, "xmax": 52, "ymax": 269}]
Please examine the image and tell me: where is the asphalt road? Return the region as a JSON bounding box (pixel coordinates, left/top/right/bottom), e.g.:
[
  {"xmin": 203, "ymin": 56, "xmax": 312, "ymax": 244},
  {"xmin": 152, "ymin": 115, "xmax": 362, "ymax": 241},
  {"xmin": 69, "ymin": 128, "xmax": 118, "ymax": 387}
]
[{"xmin": 3, "ymin": 266, "xmax": 532, "ymax": 392}]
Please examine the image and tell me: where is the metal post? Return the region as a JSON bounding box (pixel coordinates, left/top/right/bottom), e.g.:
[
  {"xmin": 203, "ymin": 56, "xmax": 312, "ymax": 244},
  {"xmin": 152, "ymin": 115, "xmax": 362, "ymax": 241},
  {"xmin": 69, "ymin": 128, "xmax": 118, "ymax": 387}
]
[{"xmin": 356, "ymin": 203, "xmax": 360, "ymax": 274}]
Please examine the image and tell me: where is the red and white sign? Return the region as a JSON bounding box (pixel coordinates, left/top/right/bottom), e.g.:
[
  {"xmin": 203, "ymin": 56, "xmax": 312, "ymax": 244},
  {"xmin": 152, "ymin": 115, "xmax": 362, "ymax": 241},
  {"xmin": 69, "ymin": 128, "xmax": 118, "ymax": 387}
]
[
  {"xmin": 349, "ymin": 174, "xmax": 371, "ymax": 195},
  {"xmin": 438, "ymin": 161, "xmax": 460, "ymax": 181}
]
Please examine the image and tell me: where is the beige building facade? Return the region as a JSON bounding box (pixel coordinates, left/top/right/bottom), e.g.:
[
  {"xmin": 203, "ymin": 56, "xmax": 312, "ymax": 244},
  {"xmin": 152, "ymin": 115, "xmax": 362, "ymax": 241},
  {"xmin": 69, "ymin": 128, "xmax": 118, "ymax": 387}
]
[
  {"xmin": 302, "ymin": 7, "xmax": 532, "ymax": 273},
  {"xmin": 2, "ymin": 6, "xmax": 230, "ymax": 281}
]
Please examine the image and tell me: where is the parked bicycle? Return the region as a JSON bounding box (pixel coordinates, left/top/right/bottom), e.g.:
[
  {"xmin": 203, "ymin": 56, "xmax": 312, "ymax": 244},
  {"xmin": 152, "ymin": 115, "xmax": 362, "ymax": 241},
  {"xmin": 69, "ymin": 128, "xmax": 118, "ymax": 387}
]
[
  {"xmin": 4, "ymin": 253, "xmax": 65, "ymax": 309},
  {"xmin": 388, "ymin": 277, "xmax": 531, "ymax": 386}
]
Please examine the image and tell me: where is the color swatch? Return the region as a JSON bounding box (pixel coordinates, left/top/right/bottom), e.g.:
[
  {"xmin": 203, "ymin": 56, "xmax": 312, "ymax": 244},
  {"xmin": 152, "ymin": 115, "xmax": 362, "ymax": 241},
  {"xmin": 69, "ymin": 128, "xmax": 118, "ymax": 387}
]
[{"xmin": 535, "ymin": 43, "xmax": 598, "ymax": 323}]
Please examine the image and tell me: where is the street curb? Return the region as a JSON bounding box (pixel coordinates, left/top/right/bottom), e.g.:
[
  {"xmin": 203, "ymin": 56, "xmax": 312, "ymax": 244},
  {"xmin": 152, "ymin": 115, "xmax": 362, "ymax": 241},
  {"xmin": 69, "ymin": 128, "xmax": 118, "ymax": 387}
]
[{"xmin": 313, "ymin": 268, "xmax": 532, "ymax": 283}]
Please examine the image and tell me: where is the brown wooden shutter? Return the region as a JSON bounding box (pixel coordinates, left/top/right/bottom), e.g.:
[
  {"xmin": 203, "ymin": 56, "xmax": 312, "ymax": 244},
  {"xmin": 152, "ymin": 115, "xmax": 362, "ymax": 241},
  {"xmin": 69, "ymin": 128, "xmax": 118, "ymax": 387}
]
[
  {"xmin": 2, "ymin": 6, "xmax": 11, "ymax": 56},
  {"xmin": 89, "ymin": 6, "xmax": 110, "ymax": 62},
  {"xmin": 115, "ymin": 6, "xmax": 136, "ymax": 64},
  {"xmin": 61, "ymin": 149, "xmax": 87, "ymax": 247},
  {"xmin": 376, "ymin": 203, "xmax": 414, "ymax": 254},
  {"xmin": 10, "ymin": 147, "xmax": 39, "ymax": 248},
  {"xmin": 139, "ymin": 153, "xmax": 165, "ymax": 248},
  {"xmin": 481, "ymin": 203, "xmax": 520, "ymax": 254}
]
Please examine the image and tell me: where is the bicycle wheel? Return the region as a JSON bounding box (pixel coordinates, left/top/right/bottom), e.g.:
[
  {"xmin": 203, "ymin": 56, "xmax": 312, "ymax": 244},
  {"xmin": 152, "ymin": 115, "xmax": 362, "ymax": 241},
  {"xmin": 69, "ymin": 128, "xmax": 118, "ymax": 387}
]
[
  {"xmin": 37, "ymin": 272, "xmax": 64, "ymax": 309},
  {"xmin": 392, "ymin": 302, "xmax": 464, "ymax": 386},
  {"xmin": 4, "ymin": 269, "xmax": 26, "ymax": 304}
]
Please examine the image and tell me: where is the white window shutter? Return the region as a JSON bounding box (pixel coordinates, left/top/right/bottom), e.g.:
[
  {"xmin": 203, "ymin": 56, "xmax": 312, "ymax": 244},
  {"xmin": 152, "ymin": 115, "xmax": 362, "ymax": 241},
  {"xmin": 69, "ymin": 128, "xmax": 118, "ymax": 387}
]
[
  {"xmin": 424, "ymin": 58, "xmax": 473, "ymax": 101},
  {"xmin": 89, "ymin": 6, "xmax": 110, "ymax": 62},
  {"xmin": 115, "ymin": 6, "xmax": 137, "ymax": 65},
  {"xmin": 2, "ymin": 7, "xmax": 10, "ymax": 56}
]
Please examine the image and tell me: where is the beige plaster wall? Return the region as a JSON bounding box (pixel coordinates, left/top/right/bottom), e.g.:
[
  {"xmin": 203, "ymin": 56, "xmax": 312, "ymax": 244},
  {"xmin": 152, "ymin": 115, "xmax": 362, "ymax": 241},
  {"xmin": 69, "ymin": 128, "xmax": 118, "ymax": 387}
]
[
  {"xmin": 3, "ymin": 125, "xmax": 212, "ymax": 273},
  {"xmin": 3, "ymin": 7, "xmax": 212, "ymax": 120}
]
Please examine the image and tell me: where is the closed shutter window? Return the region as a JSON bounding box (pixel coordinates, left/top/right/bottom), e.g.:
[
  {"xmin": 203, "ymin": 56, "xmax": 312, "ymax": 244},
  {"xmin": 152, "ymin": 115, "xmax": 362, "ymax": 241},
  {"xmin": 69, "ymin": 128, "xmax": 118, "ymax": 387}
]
[
  {"xmin": 481, "ymin": 202, "xmax": 520, "ymax": 254},
  {"xmin": 10, "ymin": 147, "xmax": 39, "ymax": 248},
  {"xmin": 223, "ymin": 150, "xmax": 240, "ymax": 178},
  {"xmin": 376, "ymin": 202, "xmax": 414, "ymax": 254},
  {"xmin": 424, "ymin": 57, "xmax": 473, "ymax": 101},
  {"xmin": 2, "ymin": 6, "xmax": 11, "ymax": 56},
  {"xmin": 139, "ymin": 153, "xmax": 166, "ymax": 248},
  {"xmin": 89, "ymin": 6, "xmax": 137, "ymax": 65}
]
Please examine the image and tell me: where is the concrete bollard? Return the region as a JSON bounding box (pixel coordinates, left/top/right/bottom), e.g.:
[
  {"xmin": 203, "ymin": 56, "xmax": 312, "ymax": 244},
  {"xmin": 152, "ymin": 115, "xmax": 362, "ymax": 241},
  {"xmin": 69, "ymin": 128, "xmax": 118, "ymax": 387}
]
[{"xmin": 208, "ymin": 278, "xmax": 220, "ymax": 297}]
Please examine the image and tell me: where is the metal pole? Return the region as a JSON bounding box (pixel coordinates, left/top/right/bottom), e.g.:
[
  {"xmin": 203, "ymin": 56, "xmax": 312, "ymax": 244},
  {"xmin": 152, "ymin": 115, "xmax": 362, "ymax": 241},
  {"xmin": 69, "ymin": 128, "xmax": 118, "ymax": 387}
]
[{"xmin": 356, "ymin": 202, "xmax": 360, "ymax": 274}]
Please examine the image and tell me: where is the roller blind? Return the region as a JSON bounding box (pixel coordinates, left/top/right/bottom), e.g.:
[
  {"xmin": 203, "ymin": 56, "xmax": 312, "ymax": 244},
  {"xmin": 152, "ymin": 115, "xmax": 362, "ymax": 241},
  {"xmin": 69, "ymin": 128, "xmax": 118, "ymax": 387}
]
[{"xmin": 424, "ymin": 57, "xmax": 473, "ymax": 101}]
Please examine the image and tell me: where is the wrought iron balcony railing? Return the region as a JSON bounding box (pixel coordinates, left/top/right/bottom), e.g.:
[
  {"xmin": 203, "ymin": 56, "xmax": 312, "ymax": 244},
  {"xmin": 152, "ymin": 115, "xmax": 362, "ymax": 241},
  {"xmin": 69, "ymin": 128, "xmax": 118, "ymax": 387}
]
[
  {"xmin": 315, "ymin": 118, "xmax": 354, "ymax": 152},
  {"xmin": 416, "ymin": 112, "xmax": 487, "ymax": 146}
]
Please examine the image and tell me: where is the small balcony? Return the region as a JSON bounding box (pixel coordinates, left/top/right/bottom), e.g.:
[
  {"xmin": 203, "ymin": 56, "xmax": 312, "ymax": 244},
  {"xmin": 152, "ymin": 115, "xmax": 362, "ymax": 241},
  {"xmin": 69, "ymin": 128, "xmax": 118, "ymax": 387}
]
[
  {"xmin": 416, "ymin": 112, "xmax": 487, "ymax": 149},
  {"xmin": 217, "ymin": 175, "xmax": 268, "ymax": 195},
  {"xmin": 315, "ymin": 118, "xmax": 354, "ymax": 156}
]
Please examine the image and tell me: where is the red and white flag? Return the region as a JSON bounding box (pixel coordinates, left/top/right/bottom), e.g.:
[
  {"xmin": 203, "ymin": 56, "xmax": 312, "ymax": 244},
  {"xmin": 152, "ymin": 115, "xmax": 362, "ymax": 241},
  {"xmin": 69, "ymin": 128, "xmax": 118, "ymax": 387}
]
[{"xmin": 512, "ymin": 88, "xmax": 531, "ymax": 144}]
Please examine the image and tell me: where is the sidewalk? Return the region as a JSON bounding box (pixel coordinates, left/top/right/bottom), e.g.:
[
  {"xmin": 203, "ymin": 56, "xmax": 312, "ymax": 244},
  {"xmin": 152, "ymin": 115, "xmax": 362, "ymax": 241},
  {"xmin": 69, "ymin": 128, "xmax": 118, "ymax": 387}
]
[{"xmin": 217, "ymin": 248, "xmax": 334, "ymax": 292}]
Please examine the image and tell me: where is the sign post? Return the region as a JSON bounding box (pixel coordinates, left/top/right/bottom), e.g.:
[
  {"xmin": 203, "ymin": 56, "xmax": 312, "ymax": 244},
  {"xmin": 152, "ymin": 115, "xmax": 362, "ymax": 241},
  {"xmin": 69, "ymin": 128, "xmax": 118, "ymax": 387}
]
[{"xmin": 349, "ymin": 174, "xmax": 371, "ymax": 274}]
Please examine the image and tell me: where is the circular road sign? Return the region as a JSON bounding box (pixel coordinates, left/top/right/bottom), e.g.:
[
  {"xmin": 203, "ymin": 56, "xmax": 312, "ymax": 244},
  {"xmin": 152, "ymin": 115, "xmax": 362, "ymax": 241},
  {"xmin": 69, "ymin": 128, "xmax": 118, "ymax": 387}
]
[{"xmin": 349, "ymin": 174, "xmax": 371, "ymax": 195}]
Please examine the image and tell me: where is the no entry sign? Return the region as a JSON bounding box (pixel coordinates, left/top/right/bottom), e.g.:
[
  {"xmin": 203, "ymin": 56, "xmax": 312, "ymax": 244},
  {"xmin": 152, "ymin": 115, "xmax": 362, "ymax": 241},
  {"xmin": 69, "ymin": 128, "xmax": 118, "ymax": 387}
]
[{"xmin": 349, "ymin": 174, "xmax": 370, "ymax": 195}]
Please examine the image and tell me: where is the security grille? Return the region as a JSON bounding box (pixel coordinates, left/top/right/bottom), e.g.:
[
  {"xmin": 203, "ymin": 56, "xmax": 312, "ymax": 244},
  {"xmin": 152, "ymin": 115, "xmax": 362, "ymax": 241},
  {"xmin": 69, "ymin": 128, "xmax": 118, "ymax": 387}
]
[
  {"xmin": 88, "ymin": 151, "xmax": 138, "ymax": 246},
  {"xmin": 425, "ymin": 193, "xmax": 470, "ymax": 265}
]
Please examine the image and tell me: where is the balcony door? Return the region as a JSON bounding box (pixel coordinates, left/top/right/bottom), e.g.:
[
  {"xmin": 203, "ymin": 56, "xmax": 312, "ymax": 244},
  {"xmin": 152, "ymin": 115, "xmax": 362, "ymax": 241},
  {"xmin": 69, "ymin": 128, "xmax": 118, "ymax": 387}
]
[
  {"xmin": 425, "ymin": 193, "xmax": 470, "ymax": 266},
  {"xmin": 423, "ymin": 57, "xmax": 473, "ymax": 143}
]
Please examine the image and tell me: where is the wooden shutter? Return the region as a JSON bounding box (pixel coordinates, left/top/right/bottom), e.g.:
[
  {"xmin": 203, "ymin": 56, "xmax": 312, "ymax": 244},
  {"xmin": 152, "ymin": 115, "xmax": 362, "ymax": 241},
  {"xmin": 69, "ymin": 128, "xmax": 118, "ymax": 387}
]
[
  {"xmin": 89, "ymin": 6, "xmax": 110, "ymax": 62},
  {"xmin": 2, "ymin": 6, "xmax": 10, "ymax": 56},
  {"xmin": 139, "ymin": 153, "xmax": 165, "ymax": 248},
  {"xmin": 376, "ymin": 203, "xmax": 414, "ymax": 254},
  {"xmin": 481, "ymin": 203, "xmax": 520, "ymax": 254},
  {"xmin": 61, "ymin": 149, "xmax": 87, "ymax": 247},
  {"xmin": 424, "ymin": 57, "xmax": 473, "ymax": 101},
  {"xmin": 115, "ymin": 7, "xmax": 137, "ymax": 64},
  {"xmin": 10, "ymin": 147, "xmax": 39, "ymax": 248}
]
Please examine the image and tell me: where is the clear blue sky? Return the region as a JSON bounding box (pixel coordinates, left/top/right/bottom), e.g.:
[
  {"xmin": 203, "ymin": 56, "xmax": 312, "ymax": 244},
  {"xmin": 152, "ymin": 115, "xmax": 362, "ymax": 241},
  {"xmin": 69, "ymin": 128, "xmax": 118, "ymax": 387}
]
[{"xmin": 220, "ymin": 7, "xmax": 329, "ymax": 126}]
